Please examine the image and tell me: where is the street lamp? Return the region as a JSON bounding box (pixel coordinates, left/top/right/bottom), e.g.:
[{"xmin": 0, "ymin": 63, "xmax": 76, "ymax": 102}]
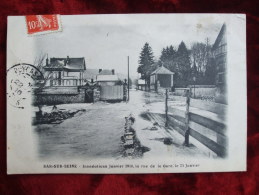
[{"xmin": 193, "ymin": 76, "xmax": 196, "ymax": 98}]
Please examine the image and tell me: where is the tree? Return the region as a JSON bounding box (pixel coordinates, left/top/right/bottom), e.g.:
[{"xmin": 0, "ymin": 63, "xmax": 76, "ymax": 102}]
[
  {"xmin": 175, "ymin": 41, "xmax": 192, "ymax": 87},
  {"xmin": 137, "ymin": 43, "xmax": 155, "ymax": 90},
  {"xmin": 191, "ymin": 43, "xmax": 207, "ymax": 73},
  {"xmin": 190, "ymin": 39, "xmax": 213, "ymax": 85},
  {"xmin": 34, "ymin": 52, "xmax": 53, "ymax": 89},
  {"xmin": 191, "ymin": 58, "xmax": 198, "ymax": 81},
  {"xmin": 204, "ymin": 57, "xmax": 217, "ymax": 85},
  {"xmin": 159, "ymin": 45, "xmax": 176, "ymax": 71}
]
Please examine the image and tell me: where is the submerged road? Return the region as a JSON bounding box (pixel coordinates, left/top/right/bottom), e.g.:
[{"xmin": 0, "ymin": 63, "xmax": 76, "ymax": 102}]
[
  {"xmin": 34, "ymin": 90, "xmax": 146, "ymax": 160},
  {"xmin": 33, "ymin": 90, "xmax": 212, "ymax": 160}
]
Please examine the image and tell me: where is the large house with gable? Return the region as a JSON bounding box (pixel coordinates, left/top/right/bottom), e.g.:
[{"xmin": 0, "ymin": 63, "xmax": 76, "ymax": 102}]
[
  {"xmin": 44, "ymin": 56, "xmax": 122, "ymax": 88},
  {"xmin": 44, "ymin": 56, "xmax": 86, "ymax": 87}
]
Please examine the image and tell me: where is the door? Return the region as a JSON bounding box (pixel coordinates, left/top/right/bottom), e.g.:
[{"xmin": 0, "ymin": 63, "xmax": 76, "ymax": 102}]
[{"xmin": 85, "ymin": 89, "xmax": 93, "ymax": 103}]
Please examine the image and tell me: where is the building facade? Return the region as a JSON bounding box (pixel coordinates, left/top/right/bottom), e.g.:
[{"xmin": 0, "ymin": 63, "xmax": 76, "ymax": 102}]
[
  {"xmin": 96, "ymin": 69, "xmax": 119, "ymax": 86},
  {"xmin": 44, "ymin": 56, "xmax": 86, "ymax": 87},
  {"xmin": 150, "ymin": 65, "xmax": 174, "ymax": 92},
  {"xmin": 212, "ymin": 23, "xmax": 227, "ymax": 103}
]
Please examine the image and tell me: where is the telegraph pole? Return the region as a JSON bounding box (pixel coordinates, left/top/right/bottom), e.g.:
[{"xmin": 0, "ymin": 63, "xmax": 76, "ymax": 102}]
[
  {"xmin": 165, "ymin": 89, "xmax": 168, "ymax": 127},
  {"xmin": 128, "ymin": 56, "xmax": 130, "ymax": 102}
]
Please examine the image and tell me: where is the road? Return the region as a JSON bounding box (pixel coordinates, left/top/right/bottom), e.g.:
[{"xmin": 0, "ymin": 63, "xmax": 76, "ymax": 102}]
[{"xmin": 33, "ymin": 90, "xmax": 213, "ymax": 160}]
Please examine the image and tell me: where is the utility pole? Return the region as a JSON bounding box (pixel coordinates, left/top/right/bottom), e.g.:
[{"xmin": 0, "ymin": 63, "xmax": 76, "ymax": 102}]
[
  {"xmin": 128, "ymin": 56, "xmax": 130, "ymax": 102},
  {"xmin": 165, "ymin": 89, "xmax": 168, "ymax": 127}
]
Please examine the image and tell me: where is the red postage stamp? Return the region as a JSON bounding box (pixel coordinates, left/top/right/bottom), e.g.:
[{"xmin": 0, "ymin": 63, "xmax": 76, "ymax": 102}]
[{"xmin": 25, "ymin": 15, "xmax": 62, "ymax": 35}]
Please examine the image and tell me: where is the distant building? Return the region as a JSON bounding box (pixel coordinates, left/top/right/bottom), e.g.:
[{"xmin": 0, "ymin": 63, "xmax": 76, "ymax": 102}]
[
  {"xmin": 137, "ymin": 79, "xmax": 146, "ymax": 90},
  {"xmin": 96, "ymin": 69, "xmax": 119, "ymax": 86},
  {"xmin": 83, "ymin": 69, "xmax": 100, "ymax": 83},
  {"xmin": 150, "ymin": 65, "xmax": 174, "ymax": 92},
  {"xmin": 212, "ymin": 23, "xmax": 227, "ymax": 103},
  {"xmin": 44, "ymin": 56, "xmax": 86, "ymax": 86},
  {"xmin": 83, "ymin": 69, "xmax": 116, "ymax": 82}
]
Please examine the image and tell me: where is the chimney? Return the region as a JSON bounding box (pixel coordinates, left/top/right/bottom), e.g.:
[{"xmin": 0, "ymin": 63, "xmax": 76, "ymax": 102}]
[
  {"xmin": 112, "ymin": 69, "xmax": 115, "ymax": 75},
  {"xmin": 66, "ymin": 55, "xmax": 70, "ymax": 65},
  {"xmin": 99, "ymin": 69, "xmax": 102, "ymax": 73}
]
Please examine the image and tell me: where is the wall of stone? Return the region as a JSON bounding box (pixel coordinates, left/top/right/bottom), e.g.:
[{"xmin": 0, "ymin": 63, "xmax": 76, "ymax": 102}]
[
  {"xmin": 93, "ymin": 88, "xmax": 101, "ymax": 102},
  {"xmin": 34, "ymin": 91, "xmax": 85, "ymax": 106}
]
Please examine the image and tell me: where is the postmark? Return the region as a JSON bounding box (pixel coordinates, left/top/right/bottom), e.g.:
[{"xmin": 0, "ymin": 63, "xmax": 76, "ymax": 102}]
[
  {"xmin": 7, "ymin": 63, "xmax": 44, "ymax": 109},
  {"xmin": 25, "ymin": 15, "xmax": 62, "ymax": 35}
]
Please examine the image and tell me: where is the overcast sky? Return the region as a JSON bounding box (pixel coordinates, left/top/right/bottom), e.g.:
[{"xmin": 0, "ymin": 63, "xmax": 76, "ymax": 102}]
[{"xmin": 34, "ymin": 14, "xmax": 224, "ymax": 79}]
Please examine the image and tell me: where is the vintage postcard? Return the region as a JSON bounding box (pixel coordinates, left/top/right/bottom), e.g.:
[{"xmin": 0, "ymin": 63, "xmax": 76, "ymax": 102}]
[{"xmin": 7, "ymin": 14, "xmax": 246, "ymax": 174}]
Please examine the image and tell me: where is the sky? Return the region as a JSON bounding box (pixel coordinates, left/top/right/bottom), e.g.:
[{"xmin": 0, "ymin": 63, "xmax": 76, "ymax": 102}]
[{"xmin": 34, "ymin": 14, "xmax": 225, "ymax": 79}]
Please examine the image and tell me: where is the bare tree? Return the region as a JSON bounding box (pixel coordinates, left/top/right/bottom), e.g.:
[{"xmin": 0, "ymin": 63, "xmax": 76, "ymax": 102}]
[{"xmin": 34, "ymin": 52, "xmax": 53, "ymax": 89}]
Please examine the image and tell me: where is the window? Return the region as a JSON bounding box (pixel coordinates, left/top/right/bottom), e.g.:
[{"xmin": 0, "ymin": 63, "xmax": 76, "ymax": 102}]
[{"xmin": 217, "ymin": 72, "xmax": 225, "ymax": 84}]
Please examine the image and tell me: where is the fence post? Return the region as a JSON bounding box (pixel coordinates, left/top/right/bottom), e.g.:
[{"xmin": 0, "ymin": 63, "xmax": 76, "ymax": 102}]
[
  {"xmin": 165, "ymin": 89, "xmax": 168, "ymax": 127},
  {"xmin": 184, "ymin": 89, "xmax": 190, "ymax": 146}
]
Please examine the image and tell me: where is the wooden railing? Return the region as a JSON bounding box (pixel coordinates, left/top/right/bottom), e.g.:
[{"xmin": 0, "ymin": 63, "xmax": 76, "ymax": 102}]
[
  {"xmin": 167, "ymin": 89, "xmax": 227, "ymax": 157},
  {"xmin": 50, "ymin": 79, "xmax": 85, "ymax": 86}
]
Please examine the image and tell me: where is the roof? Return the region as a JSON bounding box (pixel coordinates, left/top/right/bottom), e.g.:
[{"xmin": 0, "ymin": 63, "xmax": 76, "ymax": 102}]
[
  {"xmin": 99, "ymin": 69, "xmax": 113, "ymax": 75},
  {"xmin": 96, "ymin": 75, "xmax": 119, "ymax": 82},
  {"xmin": 45, "ymin": 57, "xmax": 86, "ymax": 71},
  {"xmin": 83, "ymin": 69, "xmax": 100, "ymax": 80},
  {"xmin": 212, "ymin": 23, "xmax": 226, "ymax": 50},
  {"xmin": 151, "ymin": 66, "xmax": 174, "ymax": 75}
]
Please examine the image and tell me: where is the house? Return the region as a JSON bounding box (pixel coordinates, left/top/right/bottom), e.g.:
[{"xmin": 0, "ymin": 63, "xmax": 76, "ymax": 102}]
[
  {"xmin": 83, "ymin": 68, "xmax": 120, "ymax": 86},
  {"xmin": 98, "ymin": 69, "xmax": 115, "ymax": 75},
  {"xmin": 96, "ymin": 69, "xmax": 119, "ymax": 86},
  {"xmin": 212, "ymin": 23, "xmax": 227, "ymax": 86},
  {"xmin": 137, "ymin": 79, "xmax": 146, "ymax": 90},
  {"xmin": 212, "ymin": 23, "xmax": 227, "ymax": 103},
  {"xmin": 150, "ymin": 65, "xmax": 174, "ymax": 92},
  {"xmin": 44, "ymin": 56, "xmax": 86, "ymax": 86},
  {"xmin": 97, "ymin": 69, "xmax": 120, "ymax": 86},
  {"xmin": 83, "ymin": 69, "xmax": 116, "ymax": 81}
]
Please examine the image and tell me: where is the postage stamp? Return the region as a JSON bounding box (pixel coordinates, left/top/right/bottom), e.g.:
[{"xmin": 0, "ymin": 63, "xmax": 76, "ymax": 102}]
[{"xmin": 25, "ymin": 15, "xmax": 62, "ymax": 35}]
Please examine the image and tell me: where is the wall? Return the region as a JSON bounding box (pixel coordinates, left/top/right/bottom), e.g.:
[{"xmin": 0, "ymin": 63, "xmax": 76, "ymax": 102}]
[
  {"xmin": 93, "ymin": 88, "xmax": 101, "ymax": 102},
  {"xmin": 174, "ymin": 86, "xmax": 216, "ymax": 98},
  {"xmin": 158, "ymin": 74, "xmax": 171, "ymax": 88},
  {"xmin": 34, "ymin": 91, "xmax": 85, "ymax": 105},
  {"xmin": 100, "ymin": 85, "xmax": 124, "ymax": 101}
]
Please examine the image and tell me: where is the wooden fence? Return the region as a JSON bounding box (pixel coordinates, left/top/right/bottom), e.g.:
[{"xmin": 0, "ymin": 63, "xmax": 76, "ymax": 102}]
[
  {"xmin": 167, "ymin": 89, "xmax": 228, "ymax": 157},
  {"xmin": 100, "ymin": 85, "xmax": 124, "ymax": 101}
]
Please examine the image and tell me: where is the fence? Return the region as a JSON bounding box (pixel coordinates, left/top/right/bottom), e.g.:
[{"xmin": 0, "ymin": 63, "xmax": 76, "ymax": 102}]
[
  {"xmin": 166, "ymin": 89, "xmax": 227, "ymax": 157},
  {"xmin": 49, "ymin": 79, "xmax": 85, "ymax": 86},
  {"xmin": 100, "ymin": 85, "xmax": 124, "ymax": 101},
  {"xmin": 173, "ymin": 86, "xmax": 216, "ymax": 99}
]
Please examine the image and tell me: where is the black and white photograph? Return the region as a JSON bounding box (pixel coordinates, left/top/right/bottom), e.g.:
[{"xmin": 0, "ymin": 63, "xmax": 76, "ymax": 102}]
[{"xmin": 7, "ymin": 14, "xmax": 246, "ymax": 174}]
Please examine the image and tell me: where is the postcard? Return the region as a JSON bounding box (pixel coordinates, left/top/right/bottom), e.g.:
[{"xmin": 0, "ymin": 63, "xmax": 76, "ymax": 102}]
[{"xmin": 7, "ymin": 14, "xmax": 246, "ymax": 174}]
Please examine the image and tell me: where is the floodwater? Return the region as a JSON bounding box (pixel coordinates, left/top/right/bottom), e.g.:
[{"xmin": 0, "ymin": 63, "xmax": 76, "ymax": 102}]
[
  {"xmin": 33, "ymin": 89, "xmax": 215, "ymax": 160},
  {"xmin": 33, "ymin": 90, "xmax": 148, "ymax": 160}
]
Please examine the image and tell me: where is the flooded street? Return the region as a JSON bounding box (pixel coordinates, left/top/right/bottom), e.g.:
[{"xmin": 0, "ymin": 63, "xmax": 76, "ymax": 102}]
[
  {"xmin": 33, "ymin": 90, "xmax": 149, "ymax": 160},
  {"xmin": 33, "ymin": 90, "xmax": 212, "ymax": 160}
]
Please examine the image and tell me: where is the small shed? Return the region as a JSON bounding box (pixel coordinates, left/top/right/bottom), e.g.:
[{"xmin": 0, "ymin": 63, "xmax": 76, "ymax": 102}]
[
  {"xmin": 150, "ymin": 66, "xmax": 174, "ymax": 91},
  {"xmin": 137, "ymin": 79, "xmax": 146, "ymax": 90}
]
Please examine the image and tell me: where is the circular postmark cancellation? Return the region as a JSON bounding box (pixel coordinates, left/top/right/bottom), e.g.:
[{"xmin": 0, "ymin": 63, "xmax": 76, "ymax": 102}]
[{"xmin": 7, "ymin": 63, "xmax": 44, "ymax": 109}]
